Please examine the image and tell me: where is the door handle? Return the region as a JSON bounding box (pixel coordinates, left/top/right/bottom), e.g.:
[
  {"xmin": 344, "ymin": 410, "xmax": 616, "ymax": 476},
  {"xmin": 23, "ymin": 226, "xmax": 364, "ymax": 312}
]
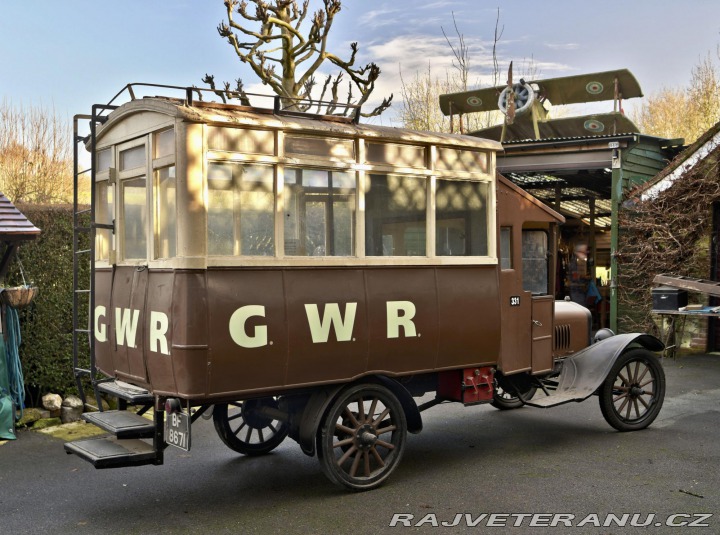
[{"xmin": 532, "ymin": 320, "xmax": 543, "ymax": 327}]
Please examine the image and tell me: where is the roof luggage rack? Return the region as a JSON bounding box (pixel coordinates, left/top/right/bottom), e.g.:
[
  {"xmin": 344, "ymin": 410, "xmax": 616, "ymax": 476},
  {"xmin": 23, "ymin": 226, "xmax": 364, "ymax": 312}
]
[{"xmin": 92, "ymin": 82, "xmax": 363, "ymax": 126}]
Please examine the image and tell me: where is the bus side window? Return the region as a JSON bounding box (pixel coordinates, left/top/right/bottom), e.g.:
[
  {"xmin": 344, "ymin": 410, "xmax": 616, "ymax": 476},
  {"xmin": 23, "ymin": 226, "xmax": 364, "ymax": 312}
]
[
  {"xmin": 435, "ymin": 179, "xmax": 489, "ymax": 257},
  {"xmin": 284, "ymin": 168, "xmax": 356, "ymax": 256},
  {"xmin": 364, "ymin": 174, "xmax": 426, "ymax": 256},
  {"xmin": 500, "ymin": 226, "xmax": 513, "ymax": 269},
  {"xmin": 522, "ymin": 229, "xmax": 549, "ymax": 295},
  {"xmin": 207, "ymin": 162, "xmax": 275, "ymax": 256}
]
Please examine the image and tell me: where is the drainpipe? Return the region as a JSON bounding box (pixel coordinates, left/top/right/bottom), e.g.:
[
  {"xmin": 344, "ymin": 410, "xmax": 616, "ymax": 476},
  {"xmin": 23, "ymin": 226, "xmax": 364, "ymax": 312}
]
[{"xmin": 609, "ymin": 145, "xmax": 622, "ymax": 333}]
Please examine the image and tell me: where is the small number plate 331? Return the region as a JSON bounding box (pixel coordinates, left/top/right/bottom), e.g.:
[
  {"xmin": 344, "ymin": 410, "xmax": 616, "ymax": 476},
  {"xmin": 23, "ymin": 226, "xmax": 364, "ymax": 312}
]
[{"xmin": 165, "ymin": 411, "xmax": 191, "ymax": 451}]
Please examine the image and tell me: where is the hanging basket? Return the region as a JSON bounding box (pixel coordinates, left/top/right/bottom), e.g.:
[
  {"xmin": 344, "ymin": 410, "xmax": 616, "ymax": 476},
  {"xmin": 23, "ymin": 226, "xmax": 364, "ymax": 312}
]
[{"xmin": 1, "ymin": 286, "xmax": 39, "ymax": 308}]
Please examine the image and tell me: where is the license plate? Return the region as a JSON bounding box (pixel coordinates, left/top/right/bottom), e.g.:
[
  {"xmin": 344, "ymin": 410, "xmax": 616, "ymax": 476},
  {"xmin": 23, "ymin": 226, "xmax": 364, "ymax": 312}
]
[{"xmin": 164, "ymin": 410, "xmax": 191, "ymax": 451}]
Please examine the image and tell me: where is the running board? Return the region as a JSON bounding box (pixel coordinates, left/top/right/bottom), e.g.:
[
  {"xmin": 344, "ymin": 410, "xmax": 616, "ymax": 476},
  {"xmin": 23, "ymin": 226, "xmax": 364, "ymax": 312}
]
[{"xmin": 64, "ymin": 437, "xmax": 161, "ymax": 469}]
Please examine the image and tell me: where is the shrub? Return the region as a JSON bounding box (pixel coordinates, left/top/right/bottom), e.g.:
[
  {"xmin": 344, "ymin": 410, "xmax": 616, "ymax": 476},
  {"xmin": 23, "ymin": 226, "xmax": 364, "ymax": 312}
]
[{"xmin": 4, "ymin": 204, "xmax": 87, "ymax": 405}]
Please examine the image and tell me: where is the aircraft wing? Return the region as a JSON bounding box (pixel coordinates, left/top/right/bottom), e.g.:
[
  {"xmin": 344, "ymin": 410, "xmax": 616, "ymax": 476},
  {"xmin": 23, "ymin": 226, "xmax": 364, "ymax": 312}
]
[
  {"xmin": 471, "ymin": 112, "xmax": 640, "ymax": 143},
  {"xmin": 439, "ymin": 86, "xmax": 504, "ymax": 115},
  {"xmin": 439, "ymin": 69, "xmax": 643, "ymax": 116},
  {"xmin": 532, "ymin": 69, "xmax": 643, "ymax": 105}
]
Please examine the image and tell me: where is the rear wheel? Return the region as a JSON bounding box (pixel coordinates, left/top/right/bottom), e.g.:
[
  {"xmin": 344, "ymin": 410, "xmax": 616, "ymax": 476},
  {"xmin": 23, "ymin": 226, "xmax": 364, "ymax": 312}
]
[
  {"xmin": 599, "ymin": 349, "xmax": 665, "ymax": 431},
  {"xmin": 213, "ymin": 397, "xmax": 289, "ymax": 455},
  {"xmin": 317, "ymin": 383, "xmax": 407, "ymax": 491}
]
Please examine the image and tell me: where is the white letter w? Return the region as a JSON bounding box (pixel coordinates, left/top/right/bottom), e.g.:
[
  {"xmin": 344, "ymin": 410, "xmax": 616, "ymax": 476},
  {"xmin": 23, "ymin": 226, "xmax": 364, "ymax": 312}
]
[
  {"xmin": 304, "ymin": 303, "xmax": 357, "ymax": 343},
  {"xmin": 115, "ymin": 308, "xmax": 140, "ymax": 348}
]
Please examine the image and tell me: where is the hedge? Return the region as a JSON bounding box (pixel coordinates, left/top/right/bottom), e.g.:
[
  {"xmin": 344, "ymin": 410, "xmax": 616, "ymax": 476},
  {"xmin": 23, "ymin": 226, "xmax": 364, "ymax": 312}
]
[{"xmin": 4, "ymin": 204, "xmax": 89, "ymax": 405}]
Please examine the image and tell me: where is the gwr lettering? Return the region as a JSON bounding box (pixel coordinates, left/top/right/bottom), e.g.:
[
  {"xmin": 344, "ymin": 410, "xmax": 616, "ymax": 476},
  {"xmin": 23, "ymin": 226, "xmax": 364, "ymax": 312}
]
[
  {"xmin": 95, "ymin": 299, "xmax": 418, "ymax": 353},
  {"xmin": 95, "ymin": 306, "xmax": 170, "ymax": 356}
]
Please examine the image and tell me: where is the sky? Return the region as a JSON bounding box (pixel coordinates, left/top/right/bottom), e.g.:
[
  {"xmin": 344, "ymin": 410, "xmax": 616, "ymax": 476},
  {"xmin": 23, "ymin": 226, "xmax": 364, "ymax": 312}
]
[{"xmin": 2, "ymin": 0, "xmax": 720, "ymax": 127}]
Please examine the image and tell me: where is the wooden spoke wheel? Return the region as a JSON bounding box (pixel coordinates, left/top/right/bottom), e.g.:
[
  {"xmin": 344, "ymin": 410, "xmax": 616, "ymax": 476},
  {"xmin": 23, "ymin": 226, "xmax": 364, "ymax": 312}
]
[
  {"xmin": 213, "ymin": 398, "xmax": 289, "ymax": 456},
  {"xmin": 599, "ymin": 349, "xmax": 666, "ymax": 432},
  {"xmin": 317, "ymin": 383, "xmax": 407, "ymax": 491}
]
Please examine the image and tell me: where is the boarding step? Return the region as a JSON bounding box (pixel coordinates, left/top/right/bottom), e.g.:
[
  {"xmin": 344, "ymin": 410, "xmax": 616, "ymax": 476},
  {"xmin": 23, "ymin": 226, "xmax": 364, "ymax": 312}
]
[
  {"xmin": 96, "ymin": 380, "xmax": 154, "ymax": 405},
  {"xmin": 82, "ymin": 410, "xmax": 155, "ymax": 439},
  {"xmin": 64, "ymin": 437, "xmax": 161, "ymax": 469}
]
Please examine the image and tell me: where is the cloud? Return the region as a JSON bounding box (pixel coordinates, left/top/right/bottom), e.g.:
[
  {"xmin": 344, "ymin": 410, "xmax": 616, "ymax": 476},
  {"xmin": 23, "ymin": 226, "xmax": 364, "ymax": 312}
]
[
  {"xmin": 358, "ymin": 8, "xmax": 403, "ymax": 27},
  {"xmin": 545, "ymin": 43, "xmax": 580, "ymax": 51}
]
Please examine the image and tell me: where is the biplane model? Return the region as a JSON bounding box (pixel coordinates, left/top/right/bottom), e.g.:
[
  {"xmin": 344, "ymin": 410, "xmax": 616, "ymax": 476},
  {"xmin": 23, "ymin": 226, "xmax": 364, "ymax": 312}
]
[{"xmin": 439, "ymin": 67, "xmax": 644, "ymax": 142}]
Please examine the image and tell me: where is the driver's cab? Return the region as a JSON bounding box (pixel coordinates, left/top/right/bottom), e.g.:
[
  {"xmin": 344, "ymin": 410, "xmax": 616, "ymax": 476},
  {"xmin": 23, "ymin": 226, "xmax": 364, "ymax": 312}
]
[{"xmin": 496, "ymin": 175, "xmax": 564, "ymax": 375}]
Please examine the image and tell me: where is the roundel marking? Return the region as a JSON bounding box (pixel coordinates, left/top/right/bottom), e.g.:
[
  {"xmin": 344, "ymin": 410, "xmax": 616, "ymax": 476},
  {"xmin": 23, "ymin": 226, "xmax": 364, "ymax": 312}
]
[
  {"xmin": 466, "ymin": 96, "xmax": 482, "ymax": 107},
  {"xmin": 586, "ymin": 81, "xmax": 604, "ymax": 95},
  {"xmin": 584, "ymin": 119, "xmax": 605, "ymax": 133}
]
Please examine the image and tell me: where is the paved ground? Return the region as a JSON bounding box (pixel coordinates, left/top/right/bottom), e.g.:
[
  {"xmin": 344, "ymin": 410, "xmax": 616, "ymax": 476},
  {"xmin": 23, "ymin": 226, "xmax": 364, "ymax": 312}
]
[{"xmin": 0, "ymin": 353, "xmax": 718, "ymax": 535}]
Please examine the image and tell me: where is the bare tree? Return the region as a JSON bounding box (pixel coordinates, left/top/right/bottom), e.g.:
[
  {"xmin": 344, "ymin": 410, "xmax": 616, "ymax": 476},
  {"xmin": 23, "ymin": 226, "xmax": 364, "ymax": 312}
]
[
  {"xmin": 0, "ymin": 100, "xmax": 72, "ymax": 204},
  {"xmin": 210, "ymin": 0, "xmax": 392, "ymax": 117},
  {"xmin": 399, "ymin": 63, "xmax": 452, "ymax": 132},
  {"xmin": 399, "ymin": 10, "xmax": 506, "ymax": 133}
]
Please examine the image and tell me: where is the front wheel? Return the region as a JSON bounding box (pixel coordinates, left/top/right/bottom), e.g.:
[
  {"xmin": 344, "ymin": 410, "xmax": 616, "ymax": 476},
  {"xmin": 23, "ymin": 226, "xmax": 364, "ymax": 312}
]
[
  {"xmin": 599, "ymin": 349, "xmax": 665, "ymax": 431},
  {"xmin": 317, "ymin": 383, "xmax": 407, "ymax": 491}
]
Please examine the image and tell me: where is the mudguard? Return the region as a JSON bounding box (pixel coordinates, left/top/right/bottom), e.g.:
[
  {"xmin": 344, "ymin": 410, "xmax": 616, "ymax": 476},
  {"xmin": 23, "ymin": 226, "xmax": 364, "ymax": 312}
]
[
  {"xmin": 297, "ymin": 376, "xmax": 422, "ymax": 456},
  {"xmin": 525, "ymin": 333, "xmax": 664, "ymax": 408}
]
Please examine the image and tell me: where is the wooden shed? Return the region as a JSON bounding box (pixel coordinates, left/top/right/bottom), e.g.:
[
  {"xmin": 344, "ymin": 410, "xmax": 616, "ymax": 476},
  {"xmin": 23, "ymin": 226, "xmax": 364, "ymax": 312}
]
[{"xmin": 493, "ymin": 133, "xmax": 683, "ymax": 332}]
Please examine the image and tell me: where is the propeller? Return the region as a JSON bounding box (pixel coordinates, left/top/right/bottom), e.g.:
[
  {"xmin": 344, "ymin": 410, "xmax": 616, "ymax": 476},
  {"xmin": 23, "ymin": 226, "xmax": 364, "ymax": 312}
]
[
  {"xmin": 497, "ymin": 61, "xmax": 535, "ymax": 122},
  {"xmin": 506, "ymin": 61, "xmax": 516, "ymax": 124}
]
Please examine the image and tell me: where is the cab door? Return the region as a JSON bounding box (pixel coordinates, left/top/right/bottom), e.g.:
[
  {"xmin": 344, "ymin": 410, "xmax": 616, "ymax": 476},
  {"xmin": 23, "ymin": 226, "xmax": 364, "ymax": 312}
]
[
  {"xmin": 531, "ymin": 295, "xmax": 554, "ymax": 373},
  {"xmin": 497, "ymin": 226, "xmax": 554, "ymax": 374},
  {"xmin": 523, "ymin": 229, "xmax": 554, "ymax": 373}
]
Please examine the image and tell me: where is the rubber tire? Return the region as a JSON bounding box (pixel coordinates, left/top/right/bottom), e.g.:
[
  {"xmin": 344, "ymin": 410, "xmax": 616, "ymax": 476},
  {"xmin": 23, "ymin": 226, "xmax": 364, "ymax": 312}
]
[
  {"xmin": 317, "ymin": 383, "xmax": 407, "ymax": 491},
  {"xmin": 491, "ymin": 385, "xmax": 537, "ymax": 410},
  {"xmin": 213, "ymin": 399, "xmax": 289, "ymax": 456},
  {"xmin": 599, "ymin": 349, "xmax": 665, "ymax": 432}
]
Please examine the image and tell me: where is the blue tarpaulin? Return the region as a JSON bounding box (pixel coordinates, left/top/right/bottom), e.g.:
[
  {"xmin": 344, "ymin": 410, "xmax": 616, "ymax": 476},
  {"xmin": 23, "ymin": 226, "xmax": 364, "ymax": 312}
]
[{"xmin": 0, "ymin": 328, "xmax": 15, "ymax": 440}]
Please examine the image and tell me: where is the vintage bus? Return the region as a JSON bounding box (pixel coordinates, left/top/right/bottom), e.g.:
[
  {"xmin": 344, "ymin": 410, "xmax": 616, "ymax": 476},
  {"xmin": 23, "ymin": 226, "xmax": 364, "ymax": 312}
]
[{"xmin": 66, "ymin": 85, "xmax": 665, "ymax": 491}]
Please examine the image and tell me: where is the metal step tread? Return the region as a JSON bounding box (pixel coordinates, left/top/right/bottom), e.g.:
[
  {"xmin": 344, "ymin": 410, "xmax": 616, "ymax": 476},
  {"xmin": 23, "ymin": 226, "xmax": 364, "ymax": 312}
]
[
  {"xmin": 97, "ymin": 380, "xmax": 154, "ymax": 404},
  {"xmin": 64, "ymin": 437, "xmax": 160, "ymax": 469},
  {"xmin": 82, "ymin": 410, "xmax": 155, "ymax": 439}
]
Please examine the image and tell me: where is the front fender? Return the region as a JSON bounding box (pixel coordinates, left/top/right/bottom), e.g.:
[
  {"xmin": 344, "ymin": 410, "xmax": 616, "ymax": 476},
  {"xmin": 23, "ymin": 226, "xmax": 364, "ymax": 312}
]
[{"xmin": 525, "ymin": 333, "xmax": 663, "ymax": 408}]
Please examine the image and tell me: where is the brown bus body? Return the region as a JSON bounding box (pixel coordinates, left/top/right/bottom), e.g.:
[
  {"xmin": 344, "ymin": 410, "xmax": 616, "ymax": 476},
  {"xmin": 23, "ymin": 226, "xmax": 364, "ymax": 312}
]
[{"xmin": 94, "ymin": 176, "xmax": 577, "ymax": 400}]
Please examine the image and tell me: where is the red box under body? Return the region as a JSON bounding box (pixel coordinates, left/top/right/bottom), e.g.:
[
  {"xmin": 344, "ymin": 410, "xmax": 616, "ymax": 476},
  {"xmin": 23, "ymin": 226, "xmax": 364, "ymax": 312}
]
[{"xmin": 438, "ymin": 367, "xmax": 494, "ymax": 405}]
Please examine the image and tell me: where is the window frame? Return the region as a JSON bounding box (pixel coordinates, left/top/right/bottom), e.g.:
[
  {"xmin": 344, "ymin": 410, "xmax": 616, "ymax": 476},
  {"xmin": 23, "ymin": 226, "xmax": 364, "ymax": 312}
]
[{"xmin": 116, "ymin": 137, "xmax": 149, "ymax": 264}]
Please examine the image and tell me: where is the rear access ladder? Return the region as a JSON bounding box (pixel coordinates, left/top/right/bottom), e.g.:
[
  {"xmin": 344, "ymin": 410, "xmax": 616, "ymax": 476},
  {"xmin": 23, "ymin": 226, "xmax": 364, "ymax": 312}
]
[{"xmin": 68, "ymin": 106, "xmax": 164, "ymax": 468}]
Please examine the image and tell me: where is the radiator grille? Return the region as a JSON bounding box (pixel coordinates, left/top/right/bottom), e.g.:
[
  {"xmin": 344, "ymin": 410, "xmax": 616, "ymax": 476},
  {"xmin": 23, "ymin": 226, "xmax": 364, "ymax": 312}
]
[{"xmin": 554, "ymin": 324, "xmax": 571, "ymax": 351}]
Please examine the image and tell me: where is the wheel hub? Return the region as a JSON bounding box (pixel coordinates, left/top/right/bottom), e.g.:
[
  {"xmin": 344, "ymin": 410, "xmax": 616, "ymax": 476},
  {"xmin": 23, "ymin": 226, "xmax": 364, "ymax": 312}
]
[
  {"xmin": 630, "ymin": 385, "xmax": 645, "ymax": 397},
  {"xmin": 242, "ymin": 399, "xmax": 275, "ymax": 429},
  {"xmin": 355, "ymin": 424, "xmax": 378, "ymax": 450}
]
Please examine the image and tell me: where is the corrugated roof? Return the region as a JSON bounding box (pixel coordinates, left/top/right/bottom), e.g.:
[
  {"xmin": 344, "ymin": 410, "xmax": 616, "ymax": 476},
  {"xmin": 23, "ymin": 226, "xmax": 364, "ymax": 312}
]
[{"xmin": 0, "ymin": 193, "xmax": 41, "ymax": 239}]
